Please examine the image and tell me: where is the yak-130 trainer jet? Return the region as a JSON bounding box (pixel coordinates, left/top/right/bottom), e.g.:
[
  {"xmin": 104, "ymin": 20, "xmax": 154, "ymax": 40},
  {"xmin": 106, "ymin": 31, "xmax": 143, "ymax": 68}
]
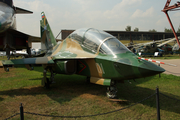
[{"xmin": 0, "ymin": 12, "xmax": 165, "ymax": 98}]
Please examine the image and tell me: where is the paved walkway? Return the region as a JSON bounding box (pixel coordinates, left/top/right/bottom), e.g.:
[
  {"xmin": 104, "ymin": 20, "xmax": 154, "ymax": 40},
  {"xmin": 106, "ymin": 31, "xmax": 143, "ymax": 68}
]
[{"xmin": 154, "ymin": 59, "xmax": 180, "ymax": 76}]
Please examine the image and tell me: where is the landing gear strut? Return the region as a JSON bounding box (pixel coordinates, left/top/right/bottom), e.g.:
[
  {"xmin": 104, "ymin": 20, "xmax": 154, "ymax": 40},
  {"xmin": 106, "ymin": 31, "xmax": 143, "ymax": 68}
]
[
  {"xmin": 50, "ymin": 69, "xmax": 55, "ymax": 84},
  {"xmin": 6, "ymin": 48, "xmax": 10, "ymax": 60},
  {"xmin": 42, "ymin": 69, "xmax": 56, "ymax": 88},
  {"xmin": 42, "ymin": 69, "xmax": 50, "ymax": 89}
]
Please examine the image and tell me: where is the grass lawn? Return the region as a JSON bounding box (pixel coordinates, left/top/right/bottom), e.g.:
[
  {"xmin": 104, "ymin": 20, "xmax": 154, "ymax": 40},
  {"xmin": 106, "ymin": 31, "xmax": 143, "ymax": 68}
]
[{"xmin": 0, "ymin": 65, "xmax": 180, "ymax": 120}]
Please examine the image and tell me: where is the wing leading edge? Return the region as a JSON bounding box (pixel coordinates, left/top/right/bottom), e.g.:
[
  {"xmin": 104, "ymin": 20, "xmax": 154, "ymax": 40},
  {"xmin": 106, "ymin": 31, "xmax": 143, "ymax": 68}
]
[{"xmin": 0, "ymin": 57, "xmax": 54, "ymax": 66}]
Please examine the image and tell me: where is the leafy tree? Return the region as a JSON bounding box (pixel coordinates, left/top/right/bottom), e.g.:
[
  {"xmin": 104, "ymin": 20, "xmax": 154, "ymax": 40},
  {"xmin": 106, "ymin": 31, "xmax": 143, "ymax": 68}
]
[
  {"xmin": 134, "ymin": 27, "xmax": 139, "ymax": 32},
  {"xmin": 164, "ymin": 28, "xmax": 173, "ymax": 33},
  {"xmin": 149, "ymin": 29, "xmax": 157, "ymax": 32},
  {"xmin": 177, "ymin": 27, "xmax": 180, "ymax": 33},
  {"xmin": 125, "ymin": 25, "xmax": 131, "ymax": 31}
]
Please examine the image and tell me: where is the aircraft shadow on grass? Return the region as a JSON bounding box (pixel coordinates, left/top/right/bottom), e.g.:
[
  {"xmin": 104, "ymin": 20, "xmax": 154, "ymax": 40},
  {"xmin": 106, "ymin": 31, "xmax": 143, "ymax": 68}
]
[{"xmin": 0, "ymin": 75, "xmax": 180, "ymax": 114}]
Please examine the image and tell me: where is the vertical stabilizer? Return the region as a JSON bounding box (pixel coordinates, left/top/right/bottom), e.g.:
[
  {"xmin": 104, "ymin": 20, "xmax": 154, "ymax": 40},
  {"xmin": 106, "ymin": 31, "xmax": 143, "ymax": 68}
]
[{"xmin": 40, "ymin": 12, "xmax": 57, "ymax": 50}]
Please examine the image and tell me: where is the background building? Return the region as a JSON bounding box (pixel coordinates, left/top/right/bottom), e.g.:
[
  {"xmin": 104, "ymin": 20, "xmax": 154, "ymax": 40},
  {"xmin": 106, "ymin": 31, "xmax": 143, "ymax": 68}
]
[{"xmin": 61, "ymin": 30, "xmax": 180, "ymax": 41}]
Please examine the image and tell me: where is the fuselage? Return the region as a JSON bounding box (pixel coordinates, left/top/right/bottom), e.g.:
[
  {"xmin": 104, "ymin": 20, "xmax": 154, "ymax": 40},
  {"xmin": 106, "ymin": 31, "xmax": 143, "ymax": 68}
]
[
  {"xmin": 0, "ymin": 1, "xmax": 16, "ymax": 32},
  {"xmin": 47, "ymin": 28, "xmax": 165, "ymax": 81}
]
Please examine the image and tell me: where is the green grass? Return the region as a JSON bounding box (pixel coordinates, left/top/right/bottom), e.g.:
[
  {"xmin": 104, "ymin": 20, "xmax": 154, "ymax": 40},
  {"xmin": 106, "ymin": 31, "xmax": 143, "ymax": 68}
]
[
  {"xmin": 0, "ymin": 66, "xmax": 180, "ymax": 120},
  {"xmin": 0, "ymin": 56, "xmax": 8, "ymax": 60}
]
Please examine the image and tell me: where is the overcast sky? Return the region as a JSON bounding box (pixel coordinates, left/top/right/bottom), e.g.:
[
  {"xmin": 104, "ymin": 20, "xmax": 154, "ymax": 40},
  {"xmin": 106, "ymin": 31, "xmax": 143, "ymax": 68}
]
[{"xmin": 14, "ymin": 0, "xmax": 180, "ymax": 48}]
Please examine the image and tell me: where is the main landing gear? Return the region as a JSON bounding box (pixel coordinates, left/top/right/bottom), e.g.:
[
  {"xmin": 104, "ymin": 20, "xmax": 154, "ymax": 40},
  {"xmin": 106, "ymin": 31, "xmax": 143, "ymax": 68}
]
[
  {"xmin": 106, "ymin": 81, "xmax": 118, "ymax": 99},
  {"xmin": 42, "ymin": 69, "xmax": 55, "ymax": 89}
]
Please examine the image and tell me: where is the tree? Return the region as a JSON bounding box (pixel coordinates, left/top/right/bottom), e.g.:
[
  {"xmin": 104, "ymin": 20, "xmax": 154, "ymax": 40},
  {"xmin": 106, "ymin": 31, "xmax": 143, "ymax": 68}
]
[
  {"xmin": 164, "ymin": 28, "xmax": 173, "ymax": 33},
  {"xmin": 134, "ymin": 27, "xmax": 139, "ymax": 32},
  {"xmin": 149, "ymin": 29, "xmax": 157, "ymax": 32},
  {"xmin": 177, "ymin": 27, "xmax": 180, "ymax": 33},
  {"xmin": 125, "ymin": 25, "xmax": 131, "ymax": 31}
]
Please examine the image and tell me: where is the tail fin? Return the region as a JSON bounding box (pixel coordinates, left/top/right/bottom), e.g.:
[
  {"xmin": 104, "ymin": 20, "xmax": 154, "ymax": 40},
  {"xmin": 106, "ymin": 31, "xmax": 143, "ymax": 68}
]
[{"xmin": 40, "ymin": 12, "xmax": 57, "ymax": 50}]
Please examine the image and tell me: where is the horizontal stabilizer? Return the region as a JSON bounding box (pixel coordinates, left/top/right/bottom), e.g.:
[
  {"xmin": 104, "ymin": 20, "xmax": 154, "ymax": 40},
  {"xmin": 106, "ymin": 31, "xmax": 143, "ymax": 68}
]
[{"xmin": 15, "ymin": 7, "xmax": 33, "ymax": 14}]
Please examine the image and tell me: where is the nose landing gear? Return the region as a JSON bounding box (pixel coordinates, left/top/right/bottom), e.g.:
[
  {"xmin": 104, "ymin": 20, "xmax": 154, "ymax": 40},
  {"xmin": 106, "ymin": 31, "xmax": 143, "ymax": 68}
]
[
  {"xmin": 106, "ymin": 80, "xmax": 118, "ymax": 99},
  {"xmin": 106, "ymin": 86, "xmax": 118, "ymax": 99}
]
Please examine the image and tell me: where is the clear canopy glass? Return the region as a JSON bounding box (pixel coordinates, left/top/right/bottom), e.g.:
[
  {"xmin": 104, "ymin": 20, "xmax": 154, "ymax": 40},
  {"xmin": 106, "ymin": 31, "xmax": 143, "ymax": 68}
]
[{"xmin": 69, "ymin": 28, "xmax": 130, "ymax": 55}]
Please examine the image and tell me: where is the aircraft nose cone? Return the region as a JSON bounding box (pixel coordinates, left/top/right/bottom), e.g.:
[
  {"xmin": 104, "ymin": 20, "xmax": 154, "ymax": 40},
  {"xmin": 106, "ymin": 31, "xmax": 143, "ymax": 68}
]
[
  {"xmin": 138, "ymin": 60, "xmax": 165, "ymax": 76},
  {"xmin": 114, "ymin": 58, "xmax": 165, "ymax": 80}
]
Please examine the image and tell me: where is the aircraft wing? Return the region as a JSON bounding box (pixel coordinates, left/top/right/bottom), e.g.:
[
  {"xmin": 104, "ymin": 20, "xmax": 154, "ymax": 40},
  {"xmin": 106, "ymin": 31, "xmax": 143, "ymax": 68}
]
[
  {"xmin": 0, "ymin": 57, "xmax": 54, "ymax": 67},
  {"xmin": 0, "ymin": 49, "xmax": 95, "ymax": 66},
  {"xmin": 157, "ymin": 37, "xmax": 179, "ymax": 47},
  {"xmin": 131, "ymin": 38, "xmax": 172, "ymax": 49},
  {"xmin": 28, "ymin": 36, "xmax": 62, "ymax": 42},
  {"xmin": 15, "ymin": 7, "xmax": 33, "ymax": 14},
  {"xmin": 0, "ymin": 28, "xmax": 62, "ymax": 51},
  {"xmin": 0, "ymin": 28, "xmax": 36, "ymax": 51},
  {"xmin": 0, "ymin": 49, "xmax": 96, "ymax": 68}
]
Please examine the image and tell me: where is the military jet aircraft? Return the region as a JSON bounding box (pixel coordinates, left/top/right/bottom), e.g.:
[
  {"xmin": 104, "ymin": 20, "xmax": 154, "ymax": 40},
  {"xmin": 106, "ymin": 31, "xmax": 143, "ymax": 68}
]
[
  {"xmin": 0, "ymin": 0, "xmax": 49, "ymax": 60},
  {"xmin": 127, "ymin": 38, "xmax": 177, "ymax": 56},
  {"xmin": 0, "ymin": 0, "xmax": 34, "ymax": 59},
  {"xmin": 0, "ymin": 12, "xmax": 165, "ymax": 98}
]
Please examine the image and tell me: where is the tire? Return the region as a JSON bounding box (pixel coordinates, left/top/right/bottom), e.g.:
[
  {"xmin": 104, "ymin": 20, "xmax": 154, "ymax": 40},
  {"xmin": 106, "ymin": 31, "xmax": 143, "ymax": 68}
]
[{"xmin": 44, "ymin": 78, "xmax": 50, "ymax": 89}]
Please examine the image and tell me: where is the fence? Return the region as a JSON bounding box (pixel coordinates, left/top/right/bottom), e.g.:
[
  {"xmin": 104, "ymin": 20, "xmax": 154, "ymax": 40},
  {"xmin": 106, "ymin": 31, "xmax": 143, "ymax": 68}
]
[{"xmin": 4, "ymin": 87, "xmax": 180, "ymax": 120}]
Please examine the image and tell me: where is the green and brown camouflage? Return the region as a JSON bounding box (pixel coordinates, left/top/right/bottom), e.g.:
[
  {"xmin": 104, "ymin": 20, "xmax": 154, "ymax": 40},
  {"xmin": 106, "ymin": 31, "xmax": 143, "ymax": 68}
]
[
  {"xmin": 41, "ymin": 12, "xmax": 57, "ymax": 51},
  {"xmin": 0, "ymin": 12, "xmax": 165, "ymax": 98}
]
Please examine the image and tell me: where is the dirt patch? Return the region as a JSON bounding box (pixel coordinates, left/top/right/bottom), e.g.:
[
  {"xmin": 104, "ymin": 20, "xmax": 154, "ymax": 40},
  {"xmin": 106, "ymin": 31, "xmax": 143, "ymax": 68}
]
[
  {"xmin": 79, "ymin": 93, "xmax": 97, "ymax": 99},
  {"xmin": 0, "ymin": 68, "xmax": 5, "ymax": 74},
  {"xmin": 0, "ymin": 67, "xmax": 16, "ymax": 78}
]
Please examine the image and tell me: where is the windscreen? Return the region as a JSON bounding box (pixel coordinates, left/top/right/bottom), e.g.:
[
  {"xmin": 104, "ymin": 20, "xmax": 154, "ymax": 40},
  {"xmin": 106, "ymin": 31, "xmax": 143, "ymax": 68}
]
[
  {"xmin": 99, "ymin": 38, "xmax": 130, "ymax": 55},
  {"xmin": 83, "ymin": 28, "xmax": 115, "ymax": 53}
]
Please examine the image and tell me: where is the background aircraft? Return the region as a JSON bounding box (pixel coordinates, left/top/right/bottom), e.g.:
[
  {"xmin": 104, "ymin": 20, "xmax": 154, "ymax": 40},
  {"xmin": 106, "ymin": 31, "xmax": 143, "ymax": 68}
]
[
  {"xmin": 0, "ymin": 0, "xmax": 47, "ymax": 59},
  {"xmin": 0, "ymin": 12, "xmax": 165, "ymax": 99},
  {"xmin": 127, "ymin": 37, "xmax": 178, "ymax": 56},
  {"xmin": 0, "ymin": 0, "xmax": 34, "ymax": 59}
]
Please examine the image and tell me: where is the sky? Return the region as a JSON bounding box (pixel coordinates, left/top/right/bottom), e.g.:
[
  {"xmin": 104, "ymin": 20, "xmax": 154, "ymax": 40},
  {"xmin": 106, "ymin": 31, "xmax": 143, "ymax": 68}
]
[{"xmin": 13, "ymin": 0, "xmax": 180, "ymax": 48}]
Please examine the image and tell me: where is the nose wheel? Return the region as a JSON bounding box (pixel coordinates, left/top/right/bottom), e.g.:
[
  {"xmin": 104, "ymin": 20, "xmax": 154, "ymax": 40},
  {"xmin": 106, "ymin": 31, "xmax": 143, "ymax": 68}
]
[{"xmin": 106, "ymin": 86, "xmax": 118, "ymax": 99}]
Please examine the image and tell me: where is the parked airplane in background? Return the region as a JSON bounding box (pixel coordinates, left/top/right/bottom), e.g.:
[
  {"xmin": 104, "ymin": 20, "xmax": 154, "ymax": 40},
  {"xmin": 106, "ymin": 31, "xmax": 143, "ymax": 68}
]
[
  {"xmin": 0, "ymin": 0, "xmax": 42, "ymax": 59},
  {"xmin": 127, "ymin": 37, "xmax": 179, "ymax": 56},
  {"xmin": 0, "ymin": 12, "xmax": 165, "ymax": 98}
]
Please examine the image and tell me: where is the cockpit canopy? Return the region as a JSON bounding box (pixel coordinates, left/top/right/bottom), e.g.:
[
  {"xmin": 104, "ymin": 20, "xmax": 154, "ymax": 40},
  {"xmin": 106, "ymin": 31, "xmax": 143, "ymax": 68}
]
[
  {"xmin": 0, "ymin": 0, "xmax": 13, "ymax": 7},
  {"xmin": 69, "ymin": 28, "xmax": 130, "ymax": 55}
]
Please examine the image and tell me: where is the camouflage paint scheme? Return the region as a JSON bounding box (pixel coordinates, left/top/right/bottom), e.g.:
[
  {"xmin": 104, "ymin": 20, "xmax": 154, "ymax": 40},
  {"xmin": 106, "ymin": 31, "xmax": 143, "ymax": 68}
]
[{"xmin": 0, "ymin": 12, "xmax": 165, "ymax": 88}]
